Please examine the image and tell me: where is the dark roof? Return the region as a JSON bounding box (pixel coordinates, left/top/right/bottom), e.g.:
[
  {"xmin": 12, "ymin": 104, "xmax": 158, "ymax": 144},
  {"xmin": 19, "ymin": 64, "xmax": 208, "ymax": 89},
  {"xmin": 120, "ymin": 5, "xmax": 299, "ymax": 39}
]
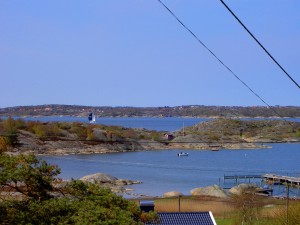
[
  {"xmin": 146, "ymin": 212, "xmax": 217, "ymax": 225},
  {"xmin": 140, "ymin": 200, "xmax": 155, "ymax": 206}
]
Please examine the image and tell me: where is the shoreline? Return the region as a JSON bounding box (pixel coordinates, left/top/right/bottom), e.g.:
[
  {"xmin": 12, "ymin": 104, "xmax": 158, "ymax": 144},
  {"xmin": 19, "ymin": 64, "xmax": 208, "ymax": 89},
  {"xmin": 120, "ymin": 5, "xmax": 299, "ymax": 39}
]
[
  {"xmin": 14, "ymin": 141, "xmax": 274, "ymax": 156},
  {"xmin": 14, "ymin": 139, "xmax": 300, "ymax": 156},
  {"xmin": 7, "ymin": 115, "xmax": 300, "ymax": 119},
  {"xmin": 5, "ymin": 117, "xmax": 300, "ymax": 156}
]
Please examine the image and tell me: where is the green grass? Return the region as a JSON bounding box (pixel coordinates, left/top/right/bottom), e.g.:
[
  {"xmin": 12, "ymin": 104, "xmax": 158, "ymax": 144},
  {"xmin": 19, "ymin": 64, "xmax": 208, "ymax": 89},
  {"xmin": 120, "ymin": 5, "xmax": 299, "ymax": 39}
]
[{"xmin": 215, "ymin": 218, "xmax": 233, "ymax": 225}]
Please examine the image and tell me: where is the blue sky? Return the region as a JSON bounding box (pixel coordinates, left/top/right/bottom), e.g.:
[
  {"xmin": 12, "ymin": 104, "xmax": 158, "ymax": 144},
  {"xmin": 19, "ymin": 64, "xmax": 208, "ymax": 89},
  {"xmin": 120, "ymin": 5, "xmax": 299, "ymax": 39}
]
[{"xmin": 1, "ymin": 0, "xmax": 299, "ymax": 108}]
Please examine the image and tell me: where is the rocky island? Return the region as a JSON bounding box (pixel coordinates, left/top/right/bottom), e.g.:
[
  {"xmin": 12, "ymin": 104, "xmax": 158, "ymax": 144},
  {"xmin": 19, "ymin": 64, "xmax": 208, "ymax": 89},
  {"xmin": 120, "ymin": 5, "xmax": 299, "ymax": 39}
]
[{"xmin": 1, "ymin": 117, "xmax": 300, "ymax": 155}]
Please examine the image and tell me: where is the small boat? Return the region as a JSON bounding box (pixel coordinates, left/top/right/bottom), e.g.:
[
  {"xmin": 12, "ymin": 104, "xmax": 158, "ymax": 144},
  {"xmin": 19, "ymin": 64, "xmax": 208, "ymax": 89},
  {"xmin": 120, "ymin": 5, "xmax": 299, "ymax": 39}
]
[
  {"xmin": 88, "ymin": 112, "xmax": 96, "ymax": 123},
  {"xmin": 178, "ymin": 152, "xmax": 189, "ymax": 157},
  {"xmin": 210, "ymin": 145, "xmax": 222, "ymax": 151}
]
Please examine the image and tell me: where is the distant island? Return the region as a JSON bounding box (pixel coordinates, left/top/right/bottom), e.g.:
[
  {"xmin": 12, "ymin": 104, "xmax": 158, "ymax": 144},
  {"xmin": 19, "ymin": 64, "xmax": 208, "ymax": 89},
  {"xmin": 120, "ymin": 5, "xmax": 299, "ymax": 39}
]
[
  {"xmin": 1, "ymin": 104, "xmax": 300, "ymax": 118},
  {"xmin": 1, "ymin": 117, "xmax": 300, "ymax": 155}
]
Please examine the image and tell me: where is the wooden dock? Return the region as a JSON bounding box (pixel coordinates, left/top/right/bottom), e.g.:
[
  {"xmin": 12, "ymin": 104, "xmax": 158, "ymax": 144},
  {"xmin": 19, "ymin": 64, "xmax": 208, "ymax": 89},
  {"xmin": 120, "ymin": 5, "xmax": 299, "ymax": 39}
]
[
  {"xmin": 263, "ymin": 174, "xmax": 300, "ymax": 187},
  {"xmin": 223, "ymin": 175, "xmax": 263, "ymax": 184},
  {"xmin": 223, "ymin": 174, "xmax": 300, "ymax": 188}
]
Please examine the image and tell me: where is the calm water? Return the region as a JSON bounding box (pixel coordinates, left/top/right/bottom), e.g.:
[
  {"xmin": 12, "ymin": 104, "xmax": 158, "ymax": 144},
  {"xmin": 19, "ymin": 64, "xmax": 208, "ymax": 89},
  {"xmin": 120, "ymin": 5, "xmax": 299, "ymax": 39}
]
[
  {"xmin": 7, "ymin": 116, "xmax": 300, "ymax": 197},
  {"xmin": 43, "ymin": 143, "xmax": 300, "ymax": 197},
  {"xmin": 16, "ymin": 116, "xmax": 208, "ymax": 132},
  {"xmin": 12, "ymin": 116, "xmax": 300, "ymax": 132}
]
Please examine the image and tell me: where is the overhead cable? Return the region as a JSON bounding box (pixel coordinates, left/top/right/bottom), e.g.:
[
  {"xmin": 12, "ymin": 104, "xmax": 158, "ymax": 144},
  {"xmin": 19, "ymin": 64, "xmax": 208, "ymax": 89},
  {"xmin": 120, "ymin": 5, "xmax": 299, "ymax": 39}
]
[
  {"xmin": 219, "ymin": 0, "xmax": 300, "ymax": 90},
  {"xmin": 156, "ymin": 0, "xmax": 294, "ymax": 126}
]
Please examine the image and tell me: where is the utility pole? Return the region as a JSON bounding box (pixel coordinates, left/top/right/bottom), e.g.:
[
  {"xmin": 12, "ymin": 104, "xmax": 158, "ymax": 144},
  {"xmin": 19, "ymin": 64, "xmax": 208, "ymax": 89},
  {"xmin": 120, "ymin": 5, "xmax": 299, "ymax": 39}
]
[
  {"xmin": 286, "ymin": 185, "xmax": 289, "ymax": 225},
  {"xmin": 178, "ymin": 195, "xmax": 181, "ymax": 212}
]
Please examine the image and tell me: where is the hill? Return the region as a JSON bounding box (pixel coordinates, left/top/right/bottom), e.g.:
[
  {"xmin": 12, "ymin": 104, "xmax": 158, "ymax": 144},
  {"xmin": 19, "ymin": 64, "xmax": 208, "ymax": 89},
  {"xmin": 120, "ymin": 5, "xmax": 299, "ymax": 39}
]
[
  {"xmin": 170, "ymin": 118, "xmax": 300, "ymax": 149},
  {"xmin": 1, "ymin": 118, "xmax": 300, "ymax": 155},
  {"xmin": 1, "ymin": 104, "xmax": 300, "ymax": 118}
]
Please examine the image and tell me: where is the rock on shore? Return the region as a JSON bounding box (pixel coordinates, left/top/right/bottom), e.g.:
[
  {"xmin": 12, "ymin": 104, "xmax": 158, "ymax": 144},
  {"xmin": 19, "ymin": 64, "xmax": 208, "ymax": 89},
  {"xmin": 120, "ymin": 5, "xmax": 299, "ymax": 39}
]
[
  {"xmin": 80, "ymin": 173, "xmax": 141, "ymax": 186},
  {"xmin": 163, "ymin": 191, "xmax": 183, "ymax": 197},
  {"xmin": 190, "ymin": 185, "xmax": 228, "ymax": 198},
  {"xmin": 79, "ymin": 173, "xmax": 142, "ymax": 195},
  {"xmin": 228, "ymin": 183, "xmax": 266, "ymax": 196}
]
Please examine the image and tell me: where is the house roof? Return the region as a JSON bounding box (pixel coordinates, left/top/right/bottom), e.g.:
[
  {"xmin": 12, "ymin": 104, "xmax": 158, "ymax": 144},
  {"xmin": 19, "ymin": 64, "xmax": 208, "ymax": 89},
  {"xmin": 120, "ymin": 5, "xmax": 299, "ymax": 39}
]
[{"xmin": 145, "ymin": 212, "xmax": 217, "ymax": 225}]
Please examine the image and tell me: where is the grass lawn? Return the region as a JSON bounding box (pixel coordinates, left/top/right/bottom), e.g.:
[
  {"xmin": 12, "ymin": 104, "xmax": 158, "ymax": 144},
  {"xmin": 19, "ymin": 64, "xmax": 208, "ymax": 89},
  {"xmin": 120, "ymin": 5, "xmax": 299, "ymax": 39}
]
[
  {"xmin": 132, "ymin": 195, "xmax": 290, "ymax": 225},
  {"xmin": 215, "ymin": 218, "xmax": 233, "ymax": 225}
]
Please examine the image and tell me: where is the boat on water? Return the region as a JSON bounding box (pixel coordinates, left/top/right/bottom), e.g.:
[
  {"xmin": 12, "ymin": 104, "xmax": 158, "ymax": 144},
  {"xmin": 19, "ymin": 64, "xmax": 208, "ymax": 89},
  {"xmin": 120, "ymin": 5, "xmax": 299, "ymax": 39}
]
[
  {"xmin": 178, "ymin": 152, "xmax": 189, "ymax": 157},
  {"xmin": 210, "ymin": 145, "xmax": 222, "ymax": 151},
  {"xmin": 88, "ymin": 112, "xmax": 96, "ymax": 123}
]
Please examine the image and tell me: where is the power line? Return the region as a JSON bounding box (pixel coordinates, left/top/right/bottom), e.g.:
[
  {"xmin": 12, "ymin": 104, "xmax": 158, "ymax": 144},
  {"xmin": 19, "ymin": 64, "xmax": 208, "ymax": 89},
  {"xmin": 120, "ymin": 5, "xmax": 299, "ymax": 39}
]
[
  {"xmin": 219, "ymin": 0, "xmax": 300, "ymax": 90},
  {"xmin": 156, "ymin": 0, "xmax": 295, "ymax": 128}
]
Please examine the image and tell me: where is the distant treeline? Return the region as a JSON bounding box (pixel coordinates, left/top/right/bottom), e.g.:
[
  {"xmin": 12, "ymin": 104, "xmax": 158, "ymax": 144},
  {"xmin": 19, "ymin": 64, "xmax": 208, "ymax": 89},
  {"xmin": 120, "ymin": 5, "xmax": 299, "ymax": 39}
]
[{"xmin": 1, "ymin": 104, "xmax": 300, "ymax": 118}]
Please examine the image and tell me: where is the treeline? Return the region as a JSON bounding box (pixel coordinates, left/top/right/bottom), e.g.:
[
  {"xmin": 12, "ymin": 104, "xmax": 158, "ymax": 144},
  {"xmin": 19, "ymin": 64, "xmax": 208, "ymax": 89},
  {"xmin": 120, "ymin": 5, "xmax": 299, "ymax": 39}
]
[{"xmin": 1, "ymin": 104, "xmax": 300, "ymax": 118}]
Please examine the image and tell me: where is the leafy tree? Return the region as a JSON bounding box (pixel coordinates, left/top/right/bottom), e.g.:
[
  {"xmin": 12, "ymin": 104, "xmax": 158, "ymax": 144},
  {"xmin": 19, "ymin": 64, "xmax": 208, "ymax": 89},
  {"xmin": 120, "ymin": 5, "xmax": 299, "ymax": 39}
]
[
  {"xmin": 0, "ymin": 153, "xmax": 60, "ymax": 200},
  {"xmin": 0, "ymin": 153, "xmax": 157, "ymax": 225}
]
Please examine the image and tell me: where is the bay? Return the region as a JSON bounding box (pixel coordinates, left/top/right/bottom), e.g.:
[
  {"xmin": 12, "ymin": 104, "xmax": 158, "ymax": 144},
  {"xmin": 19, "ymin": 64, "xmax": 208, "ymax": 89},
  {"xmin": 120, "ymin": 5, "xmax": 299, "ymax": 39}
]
[
  {"xmin": 15, "ymin": 116, "xmax": 208, "ymax": 132},
  {"xmin": 43, "ymin": 143, "xmax": 300, "ymax": 197},
  {"xmin": 10, "ymin": 116, "xmax": 300, "ymax": 132},
  {"xmin": 6, "ymin": 116, "xmax": 300, "ymax": 197}
]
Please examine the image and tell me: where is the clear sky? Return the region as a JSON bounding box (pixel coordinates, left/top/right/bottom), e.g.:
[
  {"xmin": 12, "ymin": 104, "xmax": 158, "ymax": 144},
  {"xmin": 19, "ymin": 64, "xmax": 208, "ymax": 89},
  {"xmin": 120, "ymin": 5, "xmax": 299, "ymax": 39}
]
[{"xmin": 1, "ymin": 0, "xmax": 299, "ymax": 108}]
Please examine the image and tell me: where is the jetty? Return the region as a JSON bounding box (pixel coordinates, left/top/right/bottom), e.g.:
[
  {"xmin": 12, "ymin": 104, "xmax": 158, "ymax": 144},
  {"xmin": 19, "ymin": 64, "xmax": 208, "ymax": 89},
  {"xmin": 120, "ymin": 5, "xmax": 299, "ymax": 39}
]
[
  {"xmin": 263, "ymin": 174, "xmax": 300, "ymax": 187},
  {"xmin": 223, "ymin": 175, "xmax": 262, "ymax": 185}
]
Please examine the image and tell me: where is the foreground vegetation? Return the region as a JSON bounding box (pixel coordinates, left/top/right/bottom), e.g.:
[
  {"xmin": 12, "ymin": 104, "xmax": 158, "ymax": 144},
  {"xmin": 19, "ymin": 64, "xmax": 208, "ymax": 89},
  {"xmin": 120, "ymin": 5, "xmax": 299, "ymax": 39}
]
[
  {"xmin": 146, "ymin": 195, "xmax": 300, "ymax": 225},
  {"xmin": 1, "ymin": 120, "xmax": 300, "ymax": 224},
  {"xmin": 1, "ymin": 151, "xmax": 299, "ymax": 224},
  {"xmin": 0, "ymin": 152, "xmax": 157, "ymax": 225}
]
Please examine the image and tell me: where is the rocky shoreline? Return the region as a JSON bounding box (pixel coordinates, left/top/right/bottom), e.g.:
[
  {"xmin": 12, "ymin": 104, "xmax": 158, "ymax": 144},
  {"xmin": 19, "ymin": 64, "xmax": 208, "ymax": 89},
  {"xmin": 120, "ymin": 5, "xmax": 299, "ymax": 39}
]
[
  {"xmin": 3, "ymin": 117, "xmax": 300, "ymax": 155},
  {"xmin": 14, "ymin": 129, "xmax": 272, "ymax": 156},
  {"xmin": 56, "ymin": 173, "xmax": 272, "ymax": 199}
]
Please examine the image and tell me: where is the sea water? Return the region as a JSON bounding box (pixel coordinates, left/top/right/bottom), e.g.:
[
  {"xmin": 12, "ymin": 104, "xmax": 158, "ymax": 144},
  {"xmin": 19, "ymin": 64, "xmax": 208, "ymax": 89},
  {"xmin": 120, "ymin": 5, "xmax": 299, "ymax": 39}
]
[
  {"xmin": 43, "ymin": 143, "xmax": 300, "ymax": 197},
  {"xmin": 9, "ymin": 116, "xmax": 299, "ymax": 197},
  {"xmin": 14, "ymin": 116, "xmax": 208, "ymax": 131}
]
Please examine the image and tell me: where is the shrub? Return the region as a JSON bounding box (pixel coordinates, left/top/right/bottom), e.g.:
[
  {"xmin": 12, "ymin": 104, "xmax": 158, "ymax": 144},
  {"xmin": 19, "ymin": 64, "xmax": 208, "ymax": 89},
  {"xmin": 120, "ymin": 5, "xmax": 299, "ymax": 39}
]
[
  {"xmin": 69, "ymin": 123, "xmax": 87, "ymax": 140},
  {"xmin": 0, "ymin": 154, "xmax": 157, "ymax": 225}
]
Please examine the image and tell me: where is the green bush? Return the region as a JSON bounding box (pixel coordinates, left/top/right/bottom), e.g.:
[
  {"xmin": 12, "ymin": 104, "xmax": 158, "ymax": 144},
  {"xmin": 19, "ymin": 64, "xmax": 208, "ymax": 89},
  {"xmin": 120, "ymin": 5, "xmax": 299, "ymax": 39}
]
[
  {"xmin": 151, "ymin": 131, "xmax": 160, "ymax": 141},
  {"xmin": 69, "ymin": 123, "xmax": 87, "ymax": 140},
  {"xmin": 0, "ymin": 153, "xmax": 157, "ymax": 225},
  {"xmin": 32, "ymin": 124, "xmax": 47, "ymax": 138},
  {"xmin": 2, "ymin": 117, "xmax": 17, "ymax": 134}
]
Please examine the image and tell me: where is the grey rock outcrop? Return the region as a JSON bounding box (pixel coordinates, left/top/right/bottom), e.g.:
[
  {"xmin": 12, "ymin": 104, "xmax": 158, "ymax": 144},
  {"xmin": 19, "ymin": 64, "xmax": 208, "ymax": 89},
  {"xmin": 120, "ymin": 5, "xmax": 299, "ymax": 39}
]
[
  {"xmin": 163, "ymin": 191, "xmax": 183, "ymax": 197},
  {"xmin": 229, "ymin": 183, "xmax": 258, "ymax": 195},
  {"xmin": 79, "ymin": 173, "xmax": 141, "ymax": 186},
  {"xmin": 91, "ymin": 129, "xmax": 108, "ymax": 141},
  {"xmin": 79, "ymin": 173, "xmax": 141, "ymax": 195},
  {"xmin": 80, "ymin": 173, "xmax": 118, "ymax": 184},
  {"xmin": 190, "ymin": 185, "xmax": 227, "ymax": 198}
]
